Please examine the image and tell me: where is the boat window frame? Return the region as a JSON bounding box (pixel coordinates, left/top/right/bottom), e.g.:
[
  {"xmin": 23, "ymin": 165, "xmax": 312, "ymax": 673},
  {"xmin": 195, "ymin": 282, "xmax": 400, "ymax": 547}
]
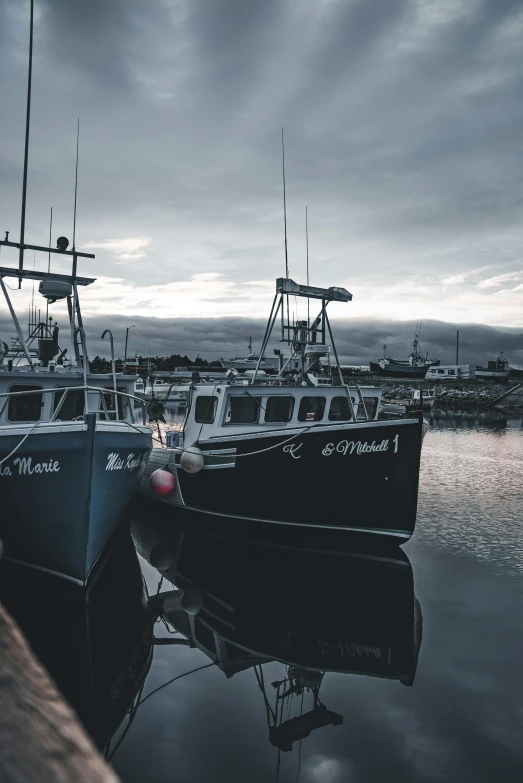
[
  {"xmin": 357, "ymin": 396, "xmax": 379, "ymax": 420},
  {"xmin": 6, "ymin": 383, "xmax": 44, "ymax": 423},
  {"xmin": 195, "ymin": 395, "xmax": 219, "ymax": 424},
  {"xmin": 52, "ymin": 384, "xmax": 85, "ymax": 421},
  {"xmin": 224, "ymin": 393, "xmax": 262, "ymax": 425},
  {"xmin": 264, "ymin": 395, "xmax": 295, "ymax": 423},
  {"xmin": 98, "ymin": 386, "xmax": 129, "ymax": 421},
  {"xmin": 297, "ymin": 396, "xmax": 326, "ymax": 423},
  {"xmin": 328, "ymin": 395, "xmax": 352, "ymax": 422}
]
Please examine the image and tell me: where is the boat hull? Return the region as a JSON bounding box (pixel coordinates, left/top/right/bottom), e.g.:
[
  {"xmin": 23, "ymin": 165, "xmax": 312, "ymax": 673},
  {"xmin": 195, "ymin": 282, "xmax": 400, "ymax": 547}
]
[
  {"xmin": 475, "ymin": 369, "xmax": 511, "ymax": 380},
  {"xmin": 372, "ymin": 362, "xmax": 437, "ymax": 379},
  {"xmin": 0, "ymin": 415, "xmax": 151, "ymax": 584},
  {"xmin": 140, "ymin": 417, "xmax": 425, "ymax": 540}
]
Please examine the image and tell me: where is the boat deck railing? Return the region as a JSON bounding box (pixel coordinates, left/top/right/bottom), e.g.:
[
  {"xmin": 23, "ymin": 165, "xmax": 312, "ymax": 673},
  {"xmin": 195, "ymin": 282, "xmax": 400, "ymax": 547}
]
[{"xmin": 0, "ymin": 385, "xmax": 148, "ymax": 425}]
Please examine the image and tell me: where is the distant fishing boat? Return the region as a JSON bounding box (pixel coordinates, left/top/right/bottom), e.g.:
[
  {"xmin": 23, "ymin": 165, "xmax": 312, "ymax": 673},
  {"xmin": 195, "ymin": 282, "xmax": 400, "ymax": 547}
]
[
  {"xmin": 475, "ymin": 352, "xmax": 512, "ymax": 381},
  {"xmin": 370, "ymin": 334, "xmax": 440, "ymax": 379}
]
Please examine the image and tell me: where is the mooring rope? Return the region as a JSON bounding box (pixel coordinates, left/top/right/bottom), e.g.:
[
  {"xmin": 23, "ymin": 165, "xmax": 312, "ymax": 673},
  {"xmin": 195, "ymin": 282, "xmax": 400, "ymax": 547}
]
[{"xmin": 0, "ymin": 420, "xmax": 42, "ymax": 466}]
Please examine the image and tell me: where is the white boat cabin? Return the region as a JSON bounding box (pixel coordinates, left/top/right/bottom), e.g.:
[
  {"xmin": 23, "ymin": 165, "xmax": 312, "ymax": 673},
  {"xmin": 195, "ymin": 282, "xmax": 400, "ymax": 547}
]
[
  {"xmin": 181, "ymin": 382, "xmax": 383, "ymax": 444},
  {"xmin": 0, "ymin": 364, "xmax": 139, "ymax": 426}
]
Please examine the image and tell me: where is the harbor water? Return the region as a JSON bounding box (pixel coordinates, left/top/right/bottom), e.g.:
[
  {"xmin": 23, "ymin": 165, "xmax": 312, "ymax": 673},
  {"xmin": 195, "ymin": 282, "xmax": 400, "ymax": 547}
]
[{"xmin": 3, "ymin": 410, "xmax": 523, "ymax": 782}]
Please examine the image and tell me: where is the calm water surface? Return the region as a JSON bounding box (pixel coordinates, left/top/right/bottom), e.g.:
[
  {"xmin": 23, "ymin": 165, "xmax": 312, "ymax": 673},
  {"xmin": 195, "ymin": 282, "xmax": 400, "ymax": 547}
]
[{"xmin": 4, "ymin": 418, "xmax": 523, "ymax": 782}]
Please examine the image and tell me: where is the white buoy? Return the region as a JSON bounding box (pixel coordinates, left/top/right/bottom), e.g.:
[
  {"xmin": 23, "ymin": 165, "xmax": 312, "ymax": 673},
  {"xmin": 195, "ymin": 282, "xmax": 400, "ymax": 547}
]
[
  {"xmin": 180, "ymin": 445, "xmax": 205, "ymax": 474},
  {"xmin": 162, "ymin": 589, "xmax": 184, "ymax": 613},
  {"xmin": 180, "ymin": 588, "xmax": 203, "ymax": 615}
]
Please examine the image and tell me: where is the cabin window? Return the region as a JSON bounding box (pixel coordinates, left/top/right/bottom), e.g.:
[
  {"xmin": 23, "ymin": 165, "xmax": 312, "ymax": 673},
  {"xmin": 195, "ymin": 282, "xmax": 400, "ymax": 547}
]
[
  {"xmin": 195, "ymin": 396, "xmax": 218, "ymax": 423},
  {"xmin": 328, "ymin": 396, "xmax": 352, "ymax": 421},
  {"xmin": 298, "ymin": 396, "xmax": 326, "ymax": 422},
  {"xmin": 99, "ymin": 387, "xmax": 128, "ymax": 420},
  {"xmin": 437, "ymin": 369, "xmax": 444, "ymax": 374},
  {"xmin": 357, "ymin": 397, "xmax": 379, "ymax": 420},
  {"xmin": 226, "ymin": 395, "xmax": 261, "ymax": 424},
  {"xmin": 265, "ymin": 396, "xmax": 294, "ymax": 423},
  {"xmin": 7, "ymin": 385, "xmax": 43, "ymax": 422},
  {"xmin": 53, "ymin": 387, "xmax": 85, "ymax": 420},
  {"xmin": 448, "ymin": 369, "xmax": 456, "ymax": 375}
]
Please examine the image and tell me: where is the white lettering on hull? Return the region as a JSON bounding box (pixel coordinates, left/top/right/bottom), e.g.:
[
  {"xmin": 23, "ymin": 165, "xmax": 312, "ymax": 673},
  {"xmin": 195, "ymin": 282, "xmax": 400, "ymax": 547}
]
[
  {"xmin": 0, "ymin": 457, "xmax": 60, "ymax": 477},
  {"xmin": 281, "ymin": 434, "xmax": 401, "ymax": 459},
  {"xmin": 106, "ymin": 452, "xmax": 147, "ymax": 472},
  {"xmin": 282, "ymin": 443, "xmax": 302, "ymax": 459},
  {"xmin": 322, "ymin": 437, "xmax": 399, "ymax": 456}
]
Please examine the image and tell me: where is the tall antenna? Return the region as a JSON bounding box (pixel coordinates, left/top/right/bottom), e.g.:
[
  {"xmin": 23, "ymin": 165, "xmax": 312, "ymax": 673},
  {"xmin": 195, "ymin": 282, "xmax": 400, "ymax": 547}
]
[
  {"xmin": 281, "ymin": 128, "xmax": 289, "ymax": 279},
  {"xmin": 72, "ymin": 118, "xmax": 80, "ymax": 249},
  {"xmin": 281, "ymin": 128, "xmax": 290, "ymax": 336},
  {"xmin": 46, "ymin": 206, "xmax": 53, "ymax": 323},
  {"xmin": 306, "ymin": 206, "xmax": 310, "ymax": 327},
  {"xmin": 18, "ymin": 0, "xmax": 34, "ymax": 287}
]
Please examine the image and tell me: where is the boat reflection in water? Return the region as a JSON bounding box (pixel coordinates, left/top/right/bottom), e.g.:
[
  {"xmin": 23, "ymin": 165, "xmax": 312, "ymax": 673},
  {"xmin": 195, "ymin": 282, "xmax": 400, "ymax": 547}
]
[
  {"xmin": 0, "ymin": 526, "xmax": 155, "ymax": 750},
  {"xmin": 131, "ymin": 504, "xmax": 423, "ymax": 753}
]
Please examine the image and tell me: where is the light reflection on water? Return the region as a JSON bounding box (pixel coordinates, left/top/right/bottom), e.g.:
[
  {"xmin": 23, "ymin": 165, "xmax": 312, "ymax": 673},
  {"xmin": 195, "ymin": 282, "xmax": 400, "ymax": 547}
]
[
  {"xmin": 415, "ymin": 424, "xmax": 523, "ymax": 575},
  {"xmin": 112, "ymin": 421, "xmax": 523, "ymax": 783}
]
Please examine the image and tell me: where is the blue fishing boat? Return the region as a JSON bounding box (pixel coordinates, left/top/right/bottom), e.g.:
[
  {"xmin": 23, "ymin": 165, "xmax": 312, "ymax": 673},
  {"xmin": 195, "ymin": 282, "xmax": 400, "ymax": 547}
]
[{"xmin": 0, "ymin": 0, "xmax": 152, "ymax": 584}]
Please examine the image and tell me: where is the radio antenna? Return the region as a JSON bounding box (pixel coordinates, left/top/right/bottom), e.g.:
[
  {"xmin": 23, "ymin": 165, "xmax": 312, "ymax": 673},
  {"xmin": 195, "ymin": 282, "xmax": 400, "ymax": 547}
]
[
  {"xmin": 281, "ymin": 128, "xmax": 290, "ymax": 334},
  {"xmin": 72, "ymin": 118, "xmax": 80, "ymax": 250},
  {"xmin": 46, "ymin": 206, "xmax": 53, "ymax": 322},
  {"xmin": 18, "ymin": 0, "xmax": 34, "ymax": 287},
  {"xmin": 306, "ymin": 206, "xmax": 310, "ymax": 327},
  {"xmin": 282, "ymin": 128, "xmax": 289, "ymax": 278},
  {"xmin": 47, "ymin": 207, "xmax": 53, "ymax": 273}
]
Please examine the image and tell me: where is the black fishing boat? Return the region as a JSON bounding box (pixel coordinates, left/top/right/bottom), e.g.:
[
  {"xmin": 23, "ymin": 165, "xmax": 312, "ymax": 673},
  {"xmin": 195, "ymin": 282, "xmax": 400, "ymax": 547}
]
[
  {"xmin": 140, "ymin": 278, "xmax": 428, "ymax": 541},
  {"xmin": 370, "ymin": 334, "xmax": 440, "ymax": 379}
]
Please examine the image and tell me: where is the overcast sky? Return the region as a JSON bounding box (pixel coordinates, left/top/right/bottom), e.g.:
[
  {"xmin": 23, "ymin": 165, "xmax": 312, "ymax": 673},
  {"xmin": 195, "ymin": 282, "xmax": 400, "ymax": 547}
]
[{"xmin": 1, "ymin": 0, "xmax": 523, "ymax": 363}]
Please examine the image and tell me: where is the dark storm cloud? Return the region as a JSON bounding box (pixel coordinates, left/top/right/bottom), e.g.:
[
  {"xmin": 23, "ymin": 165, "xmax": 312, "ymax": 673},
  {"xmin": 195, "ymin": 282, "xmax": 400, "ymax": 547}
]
[
  {"xmin": 1, "ymin": 0, "xmax": 523, "ymax": 325},
  {"xmin": 0, "ymin": 309, "xmax": 519, "ymax": 367}
]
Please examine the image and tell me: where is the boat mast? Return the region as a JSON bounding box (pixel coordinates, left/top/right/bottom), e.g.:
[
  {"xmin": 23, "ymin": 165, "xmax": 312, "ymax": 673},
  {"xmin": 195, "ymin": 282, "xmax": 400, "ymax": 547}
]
[
  {"xmin": 281, "ymin": 128, "xmax": 290, "ymax": 336},
  {"xmin": 45, "ymin": 207, "xmax": 53, "ymax": 323},
  {"xmin": 306, "ymin": 206, "xmax": 310, "ymax": 328},
  {"xmin": 18, "ymin": 0, "xmax": 34, "ymax": 287}
]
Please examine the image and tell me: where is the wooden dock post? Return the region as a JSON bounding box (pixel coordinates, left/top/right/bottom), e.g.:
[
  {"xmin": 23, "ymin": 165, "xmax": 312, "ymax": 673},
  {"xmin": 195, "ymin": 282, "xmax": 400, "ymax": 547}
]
[{"xmin": 0, "ymin": 603, "xmax": 119, "ymax": 783}]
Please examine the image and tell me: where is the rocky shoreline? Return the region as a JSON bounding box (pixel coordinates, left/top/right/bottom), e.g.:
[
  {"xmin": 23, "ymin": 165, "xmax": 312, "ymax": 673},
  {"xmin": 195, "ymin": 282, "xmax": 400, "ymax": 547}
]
[
  {"xmin": 352, "ymin": 378, "xmax": 518, "ymax": 421},
  {"xmin": 380, "ymin": 381, "xmax": 509, "ymax": 410}
]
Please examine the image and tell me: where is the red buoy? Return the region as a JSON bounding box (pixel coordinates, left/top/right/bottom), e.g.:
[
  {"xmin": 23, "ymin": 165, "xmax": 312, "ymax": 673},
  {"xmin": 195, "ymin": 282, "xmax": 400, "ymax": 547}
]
[{"xmin": 149, "ymin": 466, "xmax": 176, "ymax": 495}]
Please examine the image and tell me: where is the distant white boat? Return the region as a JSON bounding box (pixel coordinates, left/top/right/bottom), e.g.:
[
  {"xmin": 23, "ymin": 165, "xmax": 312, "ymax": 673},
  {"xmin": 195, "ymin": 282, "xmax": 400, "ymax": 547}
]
[
  {"xmin": 412, "ymin": 389, "xmax": 436, "ymax": 409},
  {"xmin": 475, "ymin": 352, "xmax": 512, "ymax": 381},
  {"xmin": 219, "ymin": 337, "xmax": 297, "ymax": 374},
  {"xmin": 134, "ymin": 378, "xmax": 187, "ymax": 404},
  {"xmin": 219, "ymin": 352, "xmax": 280, "ymax": 373}
]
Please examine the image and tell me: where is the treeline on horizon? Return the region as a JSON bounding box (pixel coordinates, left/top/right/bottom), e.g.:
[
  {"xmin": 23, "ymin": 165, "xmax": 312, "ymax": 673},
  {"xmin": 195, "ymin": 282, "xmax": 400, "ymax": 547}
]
[{"xmin": 89, "ymin": 353, "xmax": 222, "ymax": 372}]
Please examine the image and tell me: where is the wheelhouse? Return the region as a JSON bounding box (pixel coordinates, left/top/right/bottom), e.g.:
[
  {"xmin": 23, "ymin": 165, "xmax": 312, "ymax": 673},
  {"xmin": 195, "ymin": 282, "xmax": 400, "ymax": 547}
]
[
  {"xmin": 0, "ymin": 369, "xmax": 141, "ymax": 427},
  {"xmin": 183, "ymin": 383, "xmax": 383, "ymax": 444}
]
